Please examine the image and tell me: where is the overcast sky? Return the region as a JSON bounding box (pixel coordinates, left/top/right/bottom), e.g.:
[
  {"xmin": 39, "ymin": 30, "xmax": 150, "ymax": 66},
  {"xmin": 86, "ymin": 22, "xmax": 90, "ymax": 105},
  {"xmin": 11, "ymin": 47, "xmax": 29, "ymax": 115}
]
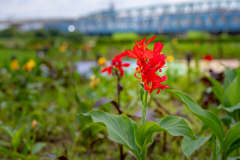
[{"xmin": 0, "ymin": 0, "xmax": 198, "ymax": 20}]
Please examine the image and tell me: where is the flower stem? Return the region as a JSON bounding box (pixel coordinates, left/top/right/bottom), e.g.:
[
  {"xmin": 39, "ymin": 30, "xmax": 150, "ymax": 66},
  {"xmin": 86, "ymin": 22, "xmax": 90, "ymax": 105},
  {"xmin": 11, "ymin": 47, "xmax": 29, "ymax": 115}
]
[
  {"xmin": 212, "ymin": 134, "xmax": 216, "ymax": 160},
  {"xmin": 142, "ymin": 106, "xmax": 146, "ymax": 124},
  {"xmin": 142, "ymin": 91, "xmax": 148, "ymax": 125}
]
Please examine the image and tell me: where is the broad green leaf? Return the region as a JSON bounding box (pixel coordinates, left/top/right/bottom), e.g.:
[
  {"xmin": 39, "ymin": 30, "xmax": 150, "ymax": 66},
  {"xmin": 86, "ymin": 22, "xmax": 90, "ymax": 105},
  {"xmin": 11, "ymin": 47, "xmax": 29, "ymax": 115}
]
[
  {"xmin": 227, "ymin": 156, "xmax": 240, "ymax": 160},
  {"xmin": 11, "ymin": 127, "xmax": 25, "ymax": 152},
  {"xmin": 225, "ymin": 68, "xmax": 240, "ymax": 106},
  {"xmin": 31, "ymin": 142, "xmax": 46, "ymax": 155},
  {"xmin": 223, "ymin": 122, "xmax": 240, "ymax": 157},
  {"xmin": 220, "ymin": 116, "xmax": 234, "ymax": 129},
  {"xmin": 182, "ymin": 134, "xmax": 212, "ymax": 159},
  {"xmin": 0, "ymin": 126, "xmax": 14, "ymax": 137},
  {"xmin": 171, "ymin": 90, "xmax": 224, "ymax": 146},
  {"xmin": 134, "ymin": 121, "xmax": 165, "ymax": 157},
  {"xmin": 158, "ymin": 116, "xmax": 197, "ymax": 140},
  {"xmin": 134, "ymin": 116, "xmax": 197, "ymax": 157},
  {"xmin": 226, "ymin": 139, "xmax": 240, "ymax": 157},
  {"xmin": 0, "ymin": 147, "xmax": 25, "ymax": 158},
  {"xmin": 79, "ymin": 111, "xmax": 141, "ymax": 159},
  {"xmin": 218, "ymin": 103, "xmax": 240, "ymax": 112},
  {"xmin": 224, "ymin": 67, "xmax": 237, "ymax": 91},
  {"xmin": 207, "ymin": 77, "xmax": 224, "ymax": 104}
]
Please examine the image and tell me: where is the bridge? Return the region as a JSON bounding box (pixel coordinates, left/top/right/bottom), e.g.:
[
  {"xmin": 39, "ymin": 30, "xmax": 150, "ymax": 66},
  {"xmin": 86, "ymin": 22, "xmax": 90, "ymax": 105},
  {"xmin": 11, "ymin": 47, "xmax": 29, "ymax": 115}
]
[
  {"xmin": 44, "ymin": 0, "xmax": 240, "ymax": 34},
  {"xmin": 2, "ymin": 0, "xmax": 240, "ymax": 34}
]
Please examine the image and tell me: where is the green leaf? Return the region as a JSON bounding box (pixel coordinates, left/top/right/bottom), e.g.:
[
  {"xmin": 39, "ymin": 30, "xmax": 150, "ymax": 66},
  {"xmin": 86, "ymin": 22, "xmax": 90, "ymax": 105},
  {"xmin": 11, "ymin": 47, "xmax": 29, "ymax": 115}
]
[
  {"xmin": 223, "ymin": 122, "xmax": 240, "ymax": 157},
  {"xmin": 134, "ymin": 116, "xmax": 197, "ymax": 157},
  {"xmin": 182, "ymin": 134, "xmax": 212, "ymax": 159},
  {"xmin": 224, "ymin": 67, "xmax": 237, "ymax": 91},
  {"xmin": 134, "ymin": 121, "xmax": 165, "ymax": 157},
  {"xmin": 0, "ymin": 147, "xmax": 25, "ymax": 159},
  {"xmin": 220, "ymin": 116, "xmax": 234, "ymax": 129},
  {"xmin": 11, "ymin": 127, "xmax": 25, "ymax": 152},
  {"xmin": 218, "ymin": 103, "xmax": 240, "ymax": 112},
  {"xmin": 79, "ymin": 111, "xmax": 141, "ymax": 159},
  {"xmin": 225, "ymin": 68, "xmax": 240, "ymax": 106},
  {"xmin": 31, "ymin": 142, "xmax": 46, "ymax": 155},
  {"xmin": 226, "ymin": 139, "xmax": 240, "ymax": 157},
  {"xmin": 0, "ymin": 126, "xmax": 14, "ymax": 137},
  {"xmin": 227, "ymin": 156, "xmax": 240, "ymax": 160},
  {"xmin": 207, "ymin": 77, "xmax": 224, "ymax": 104},
  {"xmin": 158, "ymin": 116, "xmax": 197, "ymax": 140},
  {"xmin": 171, "ymin": 90, "xmax": 224, "ymax": 146},
  {"xmin": 0, "ymin": 140, "xmax": 11, "ymax": 147}
]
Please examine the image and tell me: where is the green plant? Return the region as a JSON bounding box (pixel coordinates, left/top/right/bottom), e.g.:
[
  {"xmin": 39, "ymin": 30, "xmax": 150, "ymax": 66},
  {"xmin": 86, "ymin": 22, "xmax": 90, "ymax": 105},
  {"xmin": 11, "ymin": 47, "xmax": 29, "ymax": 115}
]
[
  {"xmin": 79, "ymin": 36, "xmax": 197, "ymax": 160},
  {"xmin": 172, "ymin": 90, "xmax": 240, "ymax": 160}
]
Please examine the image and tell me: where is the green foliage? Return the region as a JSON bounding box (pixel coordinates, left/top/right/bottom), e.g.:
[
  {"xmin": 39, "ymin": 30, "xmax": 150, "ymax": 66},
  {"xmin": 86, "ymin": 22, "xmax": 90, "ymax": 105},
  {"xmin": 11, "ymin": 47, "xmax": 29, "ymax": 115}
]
[
  {"xmin": 112, "ymin": 32, "xmax": 139, "ymax": 41},
  {"xmin": 182, "ymin": 134, "xmax": 212, "ymax": 159},
  {"xmin": 134, "ymin": 117, "xmax": 197, "ymax": 157},
  {"xmin": 209, "ymin": 67, "xmax": 240, "ymax": 123},
  {"xmin": 11, "ymin": 127, "xmax": 25, "ymax": 152},
  {"xmin": 171, "ymin": 90, "xmax": 224, "ymax": 145},
  {"xmin": 80, "ymin": 109, "xmax": 197, "ymax": 160},
  {"xmin": 187, "ymin": 31, "xmax": 211, "ymax": 40},
  {"xmin": 0, "ymin": 27, "xmax": 20, "ymax": 37},
  {"xmin": 80, "ymin": 111, "xmax": 141, "ymax": 159},
  {"xmin": 31, "ymin": 142, "xmax": 47, "ymax": 155},
  {"xmin": 172, "ymin": 89, "xmax": 240, "ymax": 159},
  {"xmin": 223, "ymin": 122, "xmax": 240, "ymax": 157}
]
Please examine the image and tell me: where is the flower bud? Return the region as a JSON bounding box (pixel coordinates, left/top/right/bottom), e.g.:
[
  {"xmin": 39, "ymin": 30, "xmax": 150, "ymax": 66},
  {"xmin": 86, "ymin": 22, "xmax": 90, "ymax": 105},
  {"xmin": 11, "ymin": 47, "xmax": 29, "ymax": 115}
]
[{"xmin": 32, "ymin": 119, "xmax": 37, "ymax": 129}]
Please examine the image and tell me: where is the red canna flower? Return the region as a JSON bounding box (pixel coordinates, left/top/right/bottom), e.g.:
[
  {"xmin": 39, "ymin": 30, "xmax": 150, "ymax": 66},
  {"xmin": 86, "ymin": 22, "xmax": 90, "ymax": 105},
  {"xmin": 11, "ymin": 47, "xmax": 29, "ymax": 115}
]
[
  {"xmin": 125, "ymin": 36, "xmax": 169, "ymax": 94},
  {"xmin": 204, "ymin": 55, "xmax": 213, "ymax": 61},
  {"xmin": 101, "ymin": 52, "xmax": 130, "ymax": 77},
  {"xmin": 125, "ymin": 36, "xmax": 156, "ymax": 61}
]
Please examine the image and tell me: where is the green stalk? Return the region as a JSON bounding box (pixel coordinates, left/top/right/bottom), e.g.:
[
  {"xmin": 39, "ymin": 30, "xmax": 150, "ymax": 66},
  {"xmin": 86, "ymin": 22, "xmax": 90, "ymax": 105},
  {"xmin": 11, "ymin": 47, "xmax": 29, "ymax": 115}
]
[
  {"xmin": 142, "ymin": 91, "xmax": 148, "ymax": 125},
  {"xmin": 142, "ymin": 152, "xmax": 145, "ymax": 160},
  {"xmin": 237, "ymin": 111, "xmax": 239, "ymax": 155},
  {"xmin": 212, "ymin": 134, "xmax": 216, "ymax": 160}
]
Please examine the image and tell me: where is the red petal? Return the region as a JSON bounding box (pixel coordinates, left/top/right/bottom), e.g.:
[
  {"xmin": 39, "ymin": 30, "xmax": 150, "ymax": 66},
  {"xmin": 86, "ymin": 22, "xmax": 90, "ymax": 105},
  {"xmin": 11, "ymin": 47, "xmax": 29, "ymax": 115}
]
[
  {"xmin": 125, "ymin": 50, "xmax": 138, "ymax": 59},
  {"xmin": 101, "ymin": 66, "xmax": 112, "ymax": 75},
  {"xmin": 133, "ymin": 45, "xmax": 142, "ymax": 58},
  {"xmin": 153, "ymin": 42, "xmax": 164, "ymax": 54},
  {"xmin": 142, "ymin": 50, "xmax": 154, "ymax": 59},
  {"xmin": 146, "ymin": 36, "xmax": 156, "ymax": 46},
  {"xmin": 116, "ymin": 52, "xmax": 127, "ymax": 59},
  {"xmin": 122, "ymin": 63, "xmax": 130, "ymax": 67},
  {"xmin": 119, "ymin": 67, "xmax": 124, "ymax": 77},
  {"xmin": 144, "ymin": 82, "xmax": 150, "ymax": 90}
]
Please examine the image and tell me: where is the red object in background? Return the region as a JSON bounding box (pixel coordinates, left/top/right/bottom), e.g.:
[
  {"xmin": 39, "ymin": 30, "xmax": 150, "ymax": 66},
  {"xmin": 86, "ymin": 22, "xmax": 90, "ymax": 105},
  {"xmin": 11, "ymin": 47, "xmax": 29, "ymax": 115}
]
[
  {"xmin": 204, "ymin": 55, "xmax": 214, "ymax": 61},
  {"xmin": 101, "ymin": 52, "xmax": 130, "ymax": 77},
  {"xmin": 125, "ymin": 36, "xmax": 169, "ymax": 94}
]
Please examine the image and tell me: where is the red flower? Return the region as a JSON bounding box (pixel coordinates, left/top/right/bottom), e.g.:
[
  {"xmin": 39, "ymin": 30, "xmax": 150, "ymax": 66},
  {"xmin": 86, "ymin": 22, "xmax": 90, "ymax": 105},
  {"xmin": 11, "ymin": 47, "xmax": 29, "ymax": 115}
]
[
  {"xmin": 125, "ymin": 36, "xmax": 156, "ymax": 61},
  {"xmin": 125, "ymin": 36, "xmax": 169, "ymax": 94},
  {"xmin": 101, "ymin": 52, "xmax": 130, "ymax": 77},
  {"xmin": 204, "ymin": 55, "xmax": 213, "ymax": 61}
]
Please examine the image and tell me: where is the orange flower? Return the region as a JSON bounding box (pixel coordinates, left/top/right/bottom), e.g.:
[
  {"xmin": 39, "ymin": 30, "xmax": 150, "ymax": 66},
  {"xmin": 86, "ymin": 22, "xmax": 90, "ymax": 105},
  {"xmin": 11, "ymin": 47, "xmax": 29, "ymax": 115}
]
[
  {"xmin": 10, "ymin": 59, "xmax": 20, "ymax": 71},
  {"xmin": 23, "ymin": 59, "xmax": 36, "ymax": 71}
]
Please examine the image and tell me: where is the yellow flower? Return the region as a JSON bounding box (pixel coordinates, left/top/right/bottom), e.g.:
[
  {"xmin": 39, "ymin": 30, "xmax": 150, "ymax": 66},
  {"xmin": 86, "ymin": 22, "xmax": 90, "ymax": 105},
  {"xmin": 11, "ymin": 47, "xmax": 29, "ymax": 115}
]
[
  {"xmin": 98, "ymin": 57, "xmax": 107, "ymax": 66},
  {"xmin": 90, "ymin": 74, "xmax": 96, "ymax": 80},
  {"xmin": 10, "ymin": 59, "xmax": 20, "ymax": 71},
  {"xmin": 58, "ymin": 42, "xmax": 69, "ymax": 53},
  {"xmin": 90, "ymin": 81, "xmax": 96, "ymax": 88},
  {"xmin": 172, "ymin": 38, "xmax": 178, "ymax": 45},
  {"xmin": 166, "ymin": 55, "xmax": 175, "ymax": 62},
  {"xmin": 23, "ymin": 59, "xmax": 36, "ymax": 72},
  {"xmin": 90, "ymin": 75, "xmax": 100, "ymax": 88},
  {"xmin": 31, "ymin": 119, "xmax": 37, "ymax": 129}
]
